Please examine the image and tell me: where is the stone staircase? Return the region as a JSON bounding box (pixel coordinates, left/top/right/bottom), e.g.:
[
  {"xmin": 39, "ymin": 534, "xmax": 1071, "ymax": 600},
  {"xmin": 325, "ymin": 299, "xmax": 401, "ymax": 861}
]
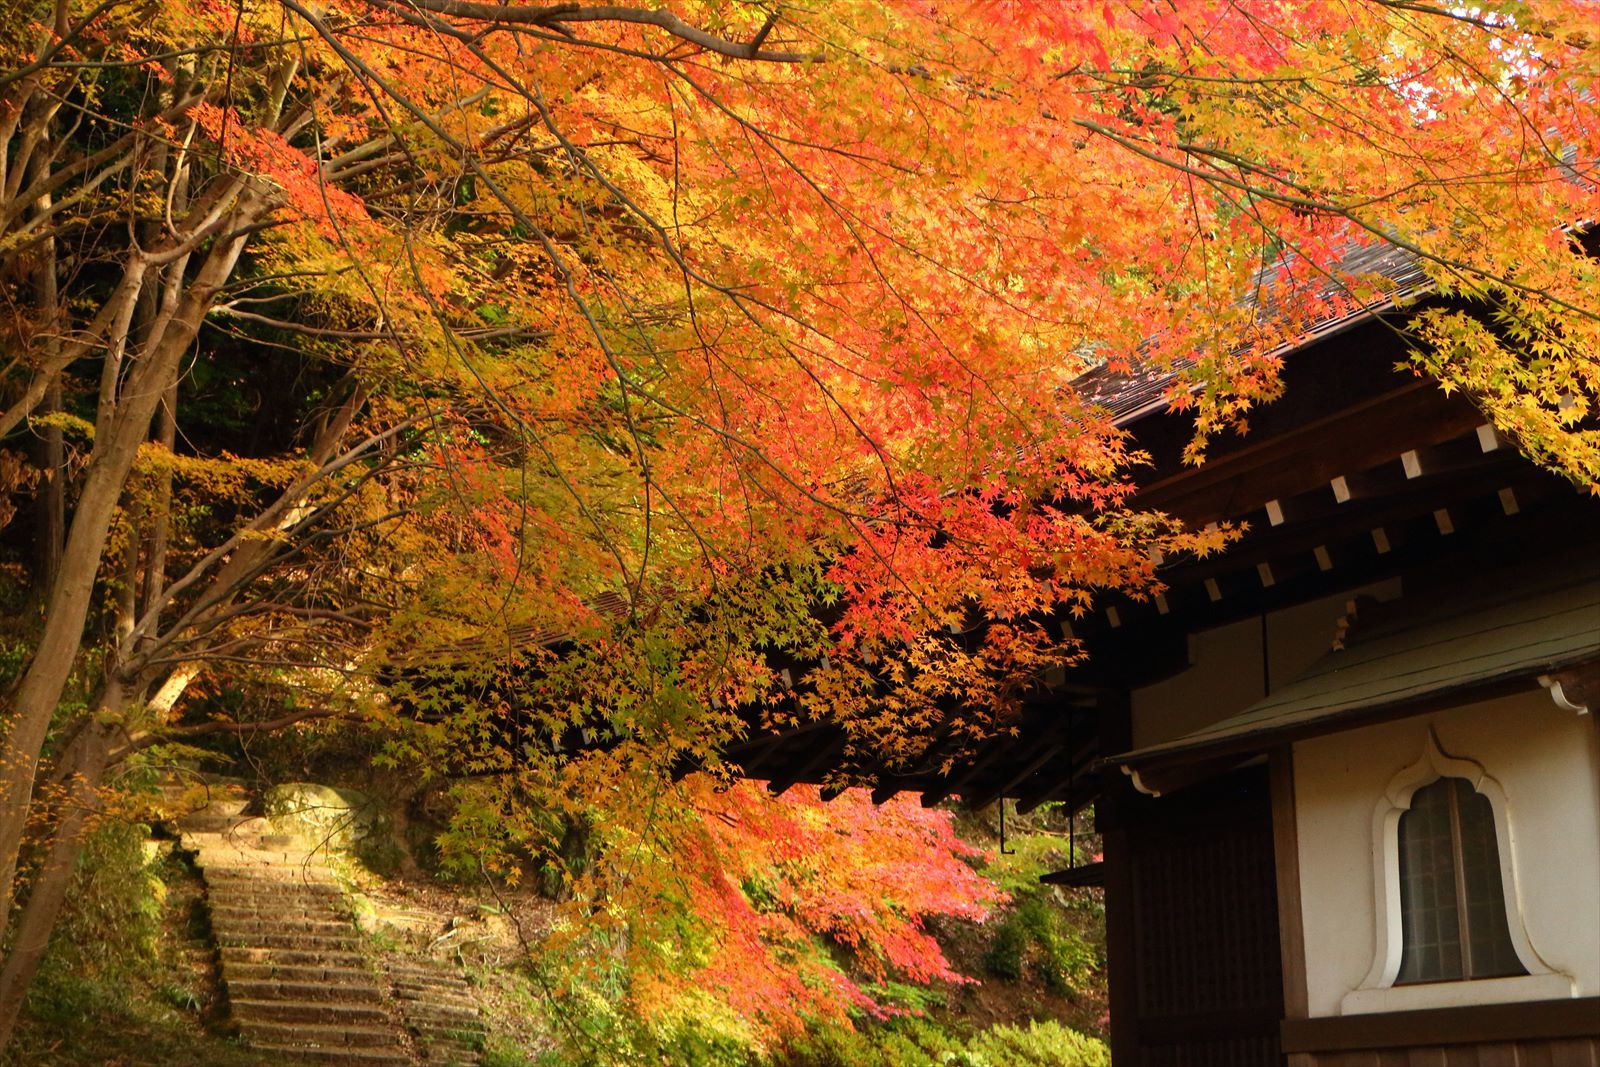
[
  {"xmin": 170, "ymin": 779, "xmax": 489, "ymax": 1065},
  {"xmin": 388, "ymin": 962, "xmax": 492, "ymax": 1064}
]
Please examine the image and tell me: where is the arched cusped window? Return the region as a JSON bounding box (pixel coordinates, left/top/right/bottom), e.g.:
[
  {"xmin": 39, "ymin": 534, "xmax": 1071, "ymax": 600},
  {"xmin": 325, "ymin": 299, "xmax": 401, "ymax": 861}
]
[
  {"xmin": 1396, "ymin": 776, "xmax": 1526, "ymax": 983},
  {"xmin": 1344, "ymin": 733, "xmax": 1571, "ymax": 1014}
]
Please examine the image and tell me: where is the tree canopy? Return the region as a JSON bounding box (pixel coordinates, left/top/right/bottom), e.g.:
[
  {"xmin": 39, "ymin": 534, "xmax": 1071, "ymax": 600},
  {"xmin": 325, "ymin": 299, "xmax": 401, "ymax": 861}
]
[{"xmin": 2, "ymin": 0, "xmax": 1599, "ymax": 1047}]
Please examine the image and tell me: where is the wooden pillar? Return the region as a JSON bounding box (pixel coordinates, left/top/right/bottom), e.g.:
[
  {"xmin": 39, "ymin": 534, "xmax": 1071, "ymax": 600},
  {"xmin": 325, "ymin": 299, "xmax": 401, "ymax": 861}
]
[
  {"xmin": 1270, "ymin": 745, "xmax": 1313, "ymax": 1067},
  {"xmin": 1096, "ymin": 690, "xmax": 1140, "ymax": 1065}
]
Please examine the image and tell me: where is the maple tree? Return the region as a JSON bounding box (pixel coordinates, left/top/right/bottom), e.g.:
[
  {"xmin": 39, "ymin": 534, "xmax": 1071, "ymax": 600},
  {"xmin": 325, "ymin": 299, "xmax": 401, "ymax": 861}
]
[
  {"xmin": 440, "ymin": 766, "xmax": 1006, "ymax": 1054},
  {"xmin": 2, "ymin": 0, "xmax": 1600, "ymax": 1046}
]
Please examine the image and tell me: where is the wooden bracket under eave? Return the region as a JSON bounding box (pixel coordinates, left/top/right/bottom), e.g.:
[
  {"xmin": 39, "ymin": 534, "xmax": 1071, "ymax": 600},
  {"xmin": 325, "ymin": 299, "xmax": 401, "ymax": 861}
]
[{"xmin": 1540, "ymin": 661, "xmax": 1600, "ymax": 715}]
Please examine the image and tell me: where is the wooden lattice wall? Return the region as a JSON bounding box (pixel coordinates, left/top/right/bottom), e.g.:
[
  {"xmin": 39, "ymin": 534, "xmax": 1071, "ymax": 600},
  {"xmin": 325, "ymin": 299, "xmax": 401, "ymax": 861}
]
[{"xmin": 1113, "ymin": 765, "xmax": 1286, "ymax": 1066}]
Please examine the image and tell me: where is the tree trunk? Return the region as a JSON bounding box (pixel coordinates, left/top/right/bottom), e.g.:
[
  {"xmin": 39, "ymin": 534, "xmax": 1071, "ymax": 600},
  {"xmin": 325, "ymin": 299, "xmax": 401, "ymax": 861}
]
[
  {"xmin": 25, "ymin": 130, "xmax": 62, "ymax": 595},
  {"xmin": 0, "ymin": 718, "xmax": 115, "ymax": 1049},
  {"xmin": 140, "ymin": 380, "xmax": 178, "ymax": 621},
  {"xmin": 31, "ymin": 382, "xmax": 63, "ymax": 597},
  {"xmin": 0, "ymin": 220, "xmax": 254, "ymax": 928}
]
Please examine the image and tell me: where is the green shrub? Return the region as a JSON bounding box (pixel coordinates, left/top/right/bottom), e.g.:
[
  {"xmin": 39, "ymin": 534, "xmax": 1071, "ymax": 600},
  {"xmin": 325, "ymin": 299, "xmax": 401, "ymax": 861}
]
[
  {"xmin": 982, "ymin": 918, "xmax": 1027, "ymax": 981},
  {"xmin": 776, "ymin": 1016, "xmax": 1108, "ymax": 1067},
  {"xmin": 24, "ymin": 817, "xmax": 166, "ymax": 1028},
  {"xmin": 954, "ymin": 1020, "xmax": 1109, "ymax": 1067},
  {"xmin": 982, "ymin": 895, "xmax": 1098, "ymax": 995},
  {"xmin": 775, "ymin": 1016, "xmax": 966, "ymax": 1067}
]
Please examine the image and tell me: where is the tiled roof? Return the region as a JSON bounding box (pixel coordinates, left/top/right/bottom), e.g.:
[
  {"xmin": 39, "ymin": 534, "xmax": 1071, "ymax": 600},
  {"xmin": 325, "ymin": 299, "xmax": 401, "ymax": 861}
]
[{"xmin": 1072, "ymin": 240, "xmax": 1434, "ymax": 424}]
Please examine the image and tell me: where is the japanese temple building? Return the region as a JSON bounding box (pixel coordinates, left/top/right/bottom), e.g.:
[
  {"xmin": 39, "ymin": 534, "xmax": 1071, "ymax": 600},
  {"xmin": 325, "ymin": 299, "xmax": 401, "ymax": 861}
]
[{"xmin": 730, "ymin": 255, "xmax": 1600, "ymax": 1063}]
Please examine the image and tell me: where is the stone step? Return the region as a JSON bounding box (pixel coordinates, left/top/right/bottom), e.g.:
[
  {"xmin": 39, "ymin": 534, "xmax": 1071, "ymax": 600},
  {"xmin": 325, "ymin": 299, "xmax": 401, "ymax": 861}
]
[
  {"xmin": 209, "ymin": 904, "xmax": 351, "ymax": 925},
  {"xmin": 192, "ymin": 829, "xmax": 308, "ymax": 849},
  {"xmin": 210, "ymin": 900, "xmax": 346, "ymax": 920},
  {"xmin": 197, "ymin": 852, "xmax": 334, "ymax": 868},
  {"xmin": 396, "ymin": 990, "xmax": 476, "ymax": 1010},
  {"xmin": 416, "ymin": 1038, "xmax": 485, "ymax": 1057},
  {"xmin": 179, "ymin": 794, "xmax": 443, "ymax": 1063},
  {"xmin": 391, "ymin": 966, "xmax": 471, "ymax": 980},
  {"xmin": 177, "ymin": 812, "xmax": 248, "ymax": 832},
  {"xmin": 414, "ymin": 1032, "xmax": 486, "ymax": 1057},
  {"xmin": 418, "ymin": 1044, "xmax": 480, "ymax": 1064},
  {"xmin": 217, "ymin": 930, "xmax": 362, "ymax": 951},
  {"xmin": 417, "ymin": 1039, "xmax": 482, "ymax": 1064},
  {"xmin": 237, "ymin": 1020, "xmax": 406, "ymax": 1049},
  {"xmin": 211, "ymin": 901, "xmax": 350, "ymax": 919},
  {"xmin": 396, "ymin": 993, "xmax": 481, "ymax": 1014},
  {"xmin": 208, "ymin": 877, "xmax": 342, "ymax": 892},
  {"xmin": 392, "ymin": 974, "xmax": 473, "ymax": 990},
  {"xmin": 205, "ymin": 867, "xmax": 341, "ymax": 885},
  {"xmin": 417, "ymin": 1029, "xmax": 485, "ymax": 1043},
  {"xmin": 200, "ymin": 857, "xmax": 332, "ymax": 872},
  {"xmin": 227, "ymin": 979, "xmax": 385, "ymax": 1004},
  {"xmin": 206, "ymin": 870, "xmax": 340, "ymax": 889},
  {"xmin": 404, "ymin": 1009, "xmax": 484, "ymax": 1032},
  {"xmin": 193, "ymin": 851, "xmax": 335, "ymax": 871},
  {"xmin": 231, "ymin": 997, "xmax": 391, "ymax": 1026},
  {"xmin": 223, "ymin": 946, "xmax": 368, "ymax": 969},
  {"xmin": 227, "ymin": 962, "xmax": 378, "ymax": 985},
  {"xmin": 396, "ymin": 991, "xmax": 476, "ymax": 1010},
  {"xmin": 249, "ymin": 1045, "xmax": 416, "ymax": 1067},
  {"xmin": 411, "ymin": 1011, "xmax": 486, "ymax": 1030},
  {"xmin": 213, "ymin": 917, "xmax": 357, "ymax": 939},
  {"xmin": 208, "ymin": 889, "xmax": 345, "ymax": 915},
  {"xmin": 205, "ymin": 867, "xmax": 341, "ymax": 884},
  {"xmin": 417, "ymin": 1037, "xmax": 485, "ymax": 1056},
  {"xmin": 390, "ymin": 971, "xmax": 472, "ymax": 989},
  {"xmin": 394, "ymin": 989, "xmax": 479, "ymax": 1012}
]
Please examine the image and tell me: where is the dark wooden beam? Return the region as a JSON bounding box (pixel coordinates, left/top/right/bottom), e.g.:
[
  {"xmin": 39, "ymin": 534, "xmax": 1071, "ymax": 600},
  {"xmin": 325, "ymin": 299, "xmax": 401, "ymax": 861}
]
[
  {"xmin": 1016, "ymin": 781, "xmax": 1098, "ymax": 818},
  {"xmin": 1152, "ymin": 450, "xmax": 1532, "ymax": 587},
  {"xmin": 963, "ymin": 743, "xmax": 1067, "ymax": 810},
  {"xmin": 1280, "ymin": 997, "xmax": 1600, "ymax": 1052},
  {"xmin": 1085, "ymin": 473, "xmax": 1588, "ymax": 647},
  {"xmin": 869, "ymin": 781, "xmax": 903, "ymax": 805},
  {"xmin": 1134, "ymin": 381, "xmax": 1487, "ymax": 526},
  {"xmin": 726, "ymin": 733, "xmax": 785, "ymax": 778},
  {"xmin": 1120, "ymin": 751, "xmax": 1258, "ymax": 798},
  {"xmin": 1040, "ymin": 861, "xmax": 1104, "ymax": 888},
  {"xmin": 1014, "ymin": 733, "xmax": 1099, "ymax": 814},
  {"xmin": 764, "ymin": 733, "xmax": 844, "ymax": 796},
  {"xmin": 919, "ymin": 738, "xmax": 1012, "ymax": 808}
]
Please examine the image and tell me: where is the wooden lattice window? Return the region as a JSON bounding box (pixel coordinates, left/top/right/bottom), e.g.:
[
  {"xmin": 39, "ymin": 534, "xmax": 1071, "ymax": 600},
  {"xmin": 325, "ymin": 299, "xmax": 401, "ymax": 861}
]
[{"xmin": 1396, "ymin": 776, "xmax": 1527, "ymax": 984}]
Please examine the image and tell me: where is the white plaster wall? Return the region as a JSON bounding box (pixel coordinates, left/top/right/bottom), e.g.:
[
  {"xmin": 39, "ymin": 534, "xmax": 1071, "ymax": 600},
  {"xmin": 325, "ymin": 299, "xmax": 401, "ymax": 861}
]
[
  {"xmin": 1131, "ymin": 581, "xmax": 1401, "ymax": 748},
  {"xmin": 1294, "ymin": 692, "xmax": 1600, "ymax": 1016}
]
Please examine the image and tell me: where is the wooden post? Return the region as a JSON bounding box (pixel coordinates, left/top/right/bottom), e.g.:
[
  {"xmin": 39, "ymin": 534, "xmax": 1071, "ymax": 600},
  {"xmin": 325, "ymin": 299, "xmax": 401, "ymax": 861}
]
[
  {"xmin": 1096, "ymin": 690, "xmax": 1140, "ymax": 1065},
  {"xmin": 1270, "ymin": 745, "xmax": 1313, "ymax": 1067}
]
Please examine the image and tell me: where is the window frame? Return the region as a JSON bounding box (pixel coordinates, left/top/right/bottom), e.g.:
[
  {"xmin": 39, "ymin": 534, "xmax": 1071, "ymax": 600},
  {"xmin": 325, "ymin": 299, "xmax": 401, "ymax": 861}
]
[
  {"xmin": 1340, "ymin": 730, "xmax": 1573, "ymax": 1015},
  {"xmin": 1394, "ymin": 775, "xmax": 1524, "ymax": 984}
]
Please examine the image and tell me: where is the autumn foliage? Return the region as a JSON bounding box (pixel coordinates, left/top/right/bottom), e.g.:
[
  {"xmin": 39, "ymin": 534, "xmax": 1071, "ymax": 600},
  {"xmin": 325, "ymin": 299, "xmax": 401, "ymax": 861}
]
[
  {"xmin": 617, "ymin": 780, "xmax": 1002, "ymax": 1041},
  {"xmin": 4, "ymin": 0, "xmax": 1600, "ymax": 1049}
]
